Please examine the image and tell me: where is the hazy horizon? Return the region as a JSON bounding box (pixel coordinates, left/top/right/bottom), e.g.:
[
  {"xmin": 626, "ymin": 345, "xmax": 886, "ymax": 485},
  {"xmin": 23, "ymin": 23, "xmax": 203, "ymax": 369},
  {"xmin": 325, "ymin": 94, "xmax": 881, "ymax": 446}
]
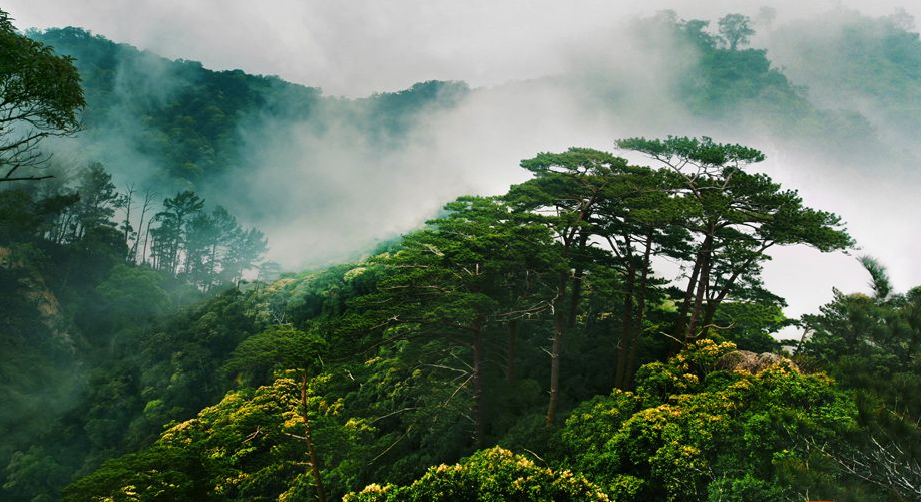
[
  {"xmin": 7, "ymin": 0, "xmax": 921, "ymax": 328},
  {"xmin": 6, "ymin": 1, "xmax": 921, "ymax": 97}
]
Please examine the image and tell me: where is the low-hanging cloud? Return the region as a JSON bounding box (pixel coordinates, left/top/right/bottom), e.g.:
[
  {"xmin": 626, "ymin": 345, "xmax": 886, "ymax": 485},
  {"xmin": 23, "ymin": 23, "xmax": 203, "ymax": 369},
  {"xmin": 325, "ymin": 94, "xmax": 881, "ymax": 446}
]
[
  {"xmin": 7, "ymin": 0, "xmax": 921, "ymax": 97},
  {"xmin": 7, "ymin": 1, "xmax": 921, "ymax": 325}
]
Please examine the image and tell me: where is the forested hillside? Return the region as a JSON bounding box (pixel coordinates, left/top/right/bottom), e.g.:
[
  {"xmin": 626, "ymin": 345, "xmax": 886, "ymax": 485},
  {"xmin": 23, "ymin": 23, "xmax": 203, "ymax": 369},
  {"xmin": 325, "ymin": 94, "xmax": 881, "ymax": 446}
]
[
  {"xmin": 2, "ymin": 6, "xmax": 921, "ymax": 502},
  {"xmin": 28, "ymin": 26, "xmax": 469, "ymax": 190},
  {"xmin": 768, "ymin": 8, "xmax": 921, "ymax": 157}
]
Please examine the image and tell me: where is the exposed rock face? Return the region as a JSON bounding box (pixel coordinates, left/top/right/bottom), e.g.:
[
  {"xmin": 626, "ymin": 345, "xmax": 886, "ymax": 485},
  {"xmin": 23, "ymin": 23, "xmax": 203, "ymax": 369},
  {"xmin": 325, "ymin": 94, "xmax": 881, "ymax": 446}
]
[
  {"xmin": 717, "ymin": 350, "xmax": 799, "ymax": 373},
  {"xmin": 1, "ymin": 245, "xmax": 74, "ymax": 347}
]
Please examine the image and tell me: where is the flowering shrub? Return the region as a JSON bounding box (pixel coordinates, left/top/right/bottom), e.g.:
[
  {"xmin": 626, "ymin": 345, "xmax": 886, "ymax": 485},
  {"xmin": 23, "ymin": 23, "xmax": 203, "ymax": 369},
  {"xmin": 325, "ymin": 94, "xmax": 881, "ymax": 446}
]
[
  {"xmin": 561, "ymin": 340, "xmax": 857, "ymax": 501},
  {"xmin": 345, "ymin": 447, "xmax": 609, "ymax": 501}
]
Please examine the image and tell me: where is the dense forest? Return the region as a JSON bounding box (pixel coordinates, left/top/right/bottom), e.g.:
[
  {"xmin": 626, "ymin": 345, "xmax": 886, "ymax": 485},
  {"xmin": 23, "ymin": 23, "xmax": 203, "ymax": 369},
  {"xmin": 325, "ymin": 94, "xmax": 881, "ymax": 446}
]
[{"xmin": 1, "ymin": 6, "xmax": 920, "ymax": 502}]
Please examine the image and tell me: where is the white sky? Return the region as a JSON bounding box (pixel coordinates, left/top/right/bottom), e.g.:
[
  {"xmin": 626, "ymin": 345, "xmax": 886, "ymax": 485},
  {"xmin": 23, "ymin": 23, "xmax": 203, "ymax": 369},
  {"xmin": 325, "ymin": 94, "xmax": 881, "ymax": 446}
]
[{"xmin": 5, "ymin": 1, "xmax": 919, "ymax": 97}]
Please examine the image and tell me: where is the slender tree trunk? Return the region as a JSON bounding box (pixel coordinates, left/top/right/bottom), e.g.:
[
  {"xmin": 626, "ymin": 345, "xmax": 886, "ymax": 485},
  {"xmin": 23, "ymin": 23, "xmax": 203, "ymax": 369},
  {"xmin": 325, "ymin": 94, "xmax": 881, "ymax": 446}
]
[
  {"xmin": 794, "ymin": 327, "xmax": 809, "ymax": 356},
  {"xmin": 699, "ymin": 250, "xmax": 766, "ymax": 339},
  {"xmin": 472, "ymin": 317, "xmax": 484, "ymax": 448},
  {"xmin": 172, "ymin": 241, "xmax": 180, "ymax": 276},
  {"xmin": 207, "ymin": 241, "xmax": 219, "ymax": 291},
  {"xmin": 57, "ymin": 213, "xmax": 73, "ymax": 244},
  {"xmin": 141, "ymin": 218, "xmax": 153, "ymax": 265},
  {"xmin": 673, "ymin": 252, "xmax": 703, "ymax": 351},
  {"xmin": 700, "ymin": 301, "xmax": 718, "ymax": 339},
  {"xmin": 130, "ymin": 213, "xmax": 144, "ymax": 263},
  {"xmin": 546, "ymin": 211, "xmax": 588, "ymax": 427},
  {"xmin": 614, "ymin": 260, "xmax": 635, "ymax": 389},
  {"xmin": 545, "ymin": 270, "xmax": 567, "ymax": 427},
  {"xmin": 122, "ymin": 184, "xmax": 134, "ymax": 248},
  {"xmin": 131, "ymin": 192, "xmax": 153, "ymax": 264},
  {"xmin": 567, "ymin": 233, "xmax": 590, "ymax": 329},
  {"xmin": 183, "ymin": 241, "xmax": 195, "ymax": 276},
  {"xmin": 686, "ymin": 233, "xmax": 714, "ymax": 344},
  {"xmin": 624, "ymin": 229, "xmax": 653, "ymax": 387},
  {"xmin": 300, "ymin": 373, "xmax": 326, "ymax": 502},
  {"xmin": 505, "ymin": 320, "xmax": 517, "ymax": 385}
]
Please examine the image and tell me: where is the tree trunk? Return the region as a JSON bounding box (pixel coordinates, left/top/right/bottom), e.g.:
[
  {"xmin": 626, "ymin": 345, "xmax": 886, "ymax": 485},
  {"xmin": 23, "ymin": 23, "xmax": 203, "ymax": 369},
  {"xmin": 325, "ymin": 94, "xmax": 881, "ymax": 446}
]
[
  {"xmin": 794, "ymin": 327, "xmax": 809, "ymax": 356},
  {"xmin": 699, "ymin": 301, "xmax": 718, "ymax": 339},
  {"xmin": 545, "ymin": 270, "xmax": 567, "ymax": 427},
  {"xmin": 141, "ymin": 218, "xmax": 153, "ymax": 265},
  {"xmin": 123, "ymin": 186, "xmax": 133, "ymax": 247},
  {"xmin": 207, "ymin": 241, "xmax": 219, "ymax": 291},
  {"xmin": 472, "ymin": 317, "xmax": 484, "ymax": 448},
  {"xmin": 131, "ymin": 209, "xmax": 146, "ymax": 263},
  {"xmin": 673, "ymin": 251, "xmax": 703, "ymax": 351},
  {"xmin": 300, "ymin": 373, "xmax": 326, "ymax": 502},
  {"xmin": 686, "ymin": 233, "xmax": 714, "ymax": 344},
  {"xmin": 614, "ymin": 260, "xmax": 635, "ymax": 389},
  {"xmin": 624, "ymin": 229, "xmax": 653, "ymax": 387},
  {"xmin": 57, "ymin": 213, "xmax": 73, "ymax": 244},
  {"xmin": 567, "ymin": 233, "xmax": 590, "ymax": 329},
  {"xmin": 505, "ymin": 320, "xmax": 517, "ymax": 385},
  {"xmin": 546, "ymin": 210, "xmax": 588, "ymax": 427},
  {"xmin": 699, "ymin": 250, "xmax": 765, "ymax": 339}
]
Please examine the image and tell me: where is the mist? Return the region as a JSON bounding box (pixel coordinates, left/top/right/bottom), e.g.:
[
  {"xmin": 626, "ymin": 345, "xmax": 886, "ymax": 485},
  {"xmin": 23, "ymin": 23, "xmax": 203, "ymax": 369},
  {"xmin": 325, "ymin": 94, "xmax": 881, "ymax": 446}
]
[
  {"xmin": 8, "ymin": 1, "xmax": 921, "ymax": 326},
  {"xmin": 6, "ymin": 0, "xmax": 921, "ymax": 97},
  {"xmin": 221, "ymin": 5, "xmax": 921, "ymax": 326}
]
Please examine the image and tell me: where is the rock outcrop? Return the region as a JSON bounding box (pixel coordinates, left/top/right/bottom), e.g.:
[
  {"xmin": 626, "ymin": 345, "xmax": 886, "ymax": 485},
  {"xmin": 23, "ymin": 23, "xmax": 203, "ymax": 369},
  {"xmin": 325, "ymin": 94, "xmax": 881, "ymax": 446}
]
[{"xmin": 717, "ymin": 350, "xmax": 799, "ymax": 373}]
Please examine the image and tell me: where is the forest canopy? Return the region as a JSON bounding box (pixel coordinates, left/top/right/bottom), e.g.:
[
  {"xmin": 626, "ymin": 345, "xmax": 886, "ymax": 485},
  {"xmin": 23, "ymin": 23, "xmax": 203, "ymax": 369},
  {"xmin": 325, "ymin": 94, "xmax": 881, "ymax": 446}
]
[{"xmin": 1, "ymin": 7, "xmax": 919, "ymax": 502}]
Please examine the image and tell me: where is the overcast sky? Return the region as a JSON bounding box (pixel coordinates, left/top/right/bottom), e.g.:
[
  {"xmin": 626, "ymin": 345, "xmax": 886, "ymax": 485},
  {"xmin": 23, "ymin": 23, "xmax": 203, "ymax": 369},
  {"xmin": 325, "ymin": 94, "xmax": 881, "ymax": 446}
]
[
  {"xmin": 5, "ymin": 0, "xmax": 920, "ymax": 96},
  {"xmin": 6, "ymin": 1, "xmax": 921, "ymax": 331}
]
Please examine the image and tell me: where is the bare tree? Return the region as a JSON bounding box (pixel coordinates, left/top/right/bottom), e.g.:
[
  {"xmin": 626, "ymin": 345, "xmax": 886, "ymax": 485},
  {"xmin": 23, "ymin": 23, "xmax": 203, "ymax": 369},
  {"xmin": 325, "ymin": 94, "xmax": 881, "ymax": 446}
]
[
  {"xmin": 132, "ymin": 189, "xmax": 156, "ymax": 263},
  {"xmin": 803, "ymin": 435, "xmax": 921, "ymax": 500}
]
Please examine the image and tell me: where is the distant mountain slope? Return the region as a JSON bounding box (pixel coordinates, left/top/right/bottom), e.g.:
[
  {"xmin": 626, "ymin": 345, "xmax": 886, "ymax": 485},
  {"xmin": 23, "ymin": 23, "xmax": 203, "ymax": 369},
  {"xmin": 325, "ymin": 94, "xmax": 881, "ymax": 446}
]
[
  {"xmin": 767, "ymin": 9, "xmax": 921, "ymax": 154},
  {"xmin": 616, "ymin": 13, "xmax": 883, "ymax": 158},
  {"xmin": 30, "ymin": 27, "xmax": 469, "ymax": 188}
]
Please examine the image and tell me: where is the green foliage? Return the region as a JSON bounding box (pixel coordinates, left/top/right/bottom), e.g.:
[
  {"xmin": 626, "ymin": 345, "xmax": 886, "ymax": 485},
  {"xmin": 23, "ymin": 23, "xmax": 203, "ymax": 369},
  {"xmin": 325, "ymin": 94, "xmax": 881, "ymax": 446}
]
[
  {"xmin": 797, "ymin": 264, "xmax": 921, "ymax": 499},
  {"xmin": 2, "ymin": 135, "xmax": 863, "ymax": 502},
  {"xmin": 27, "ymin": 27, "xmax": 317, "ymax": 186},
  {"xmin": 0, "ymin": 188, "xmax": 77, "ymax": 243},
  {"xmin": 670, "ymin": 18, "xmax": 809, "ymax": 119},
  {"xmin": 95, "ymin": 264, "xmax": 170, "ymax": 323},
  {"xmin": 60, "ymin": 445, "xmax": 208, "ymax": 502},
  {"xmin": 706, "ymin": 473, "xmax": 785, "ymax": 502},
  {"xmin": 225, "ymin": 325, "xmax": 328, "ymax": 384},
  {"xmin": 562, "ymin": 340, "xmax": 858, "ymax": 501},
  {"xmin": 709, "ymin": 301, "xmax": 784, "ymax": 353},
  {"xmin": 623, "ymin": 12, "xmax": 881, "ymax": 158},
  {"xmin": 0, "ymin": 27, "xmax": 887, "ymax": 495},
  {"xmin": 615, "ymin": 136, "xmax": 765, "ymax": 167},
  {"xmin": 0, "ymin": 10, "xmax": 84, "ymax": 181},
  {"xmin": 3, "ymin": 446, "xmax": 68, "ymax": 502},
  {"xmin": 63, "ymin": 377, "xmax": 371, "ymax": 501},
  {"xmin": 560, "ymin": 391, "xmax": 641, "ymax": 476},
  {"xmin": 858, "ymin": 255, "xmax": 893, "ymax": 300},
  {"xmin": 616, "ymin": 135, "xmax": 851, "ymax": 347},
  {"xmin": 717, "ymin": 14, "xmax": 755, "ymax": 50},
  {"xmin": 345, "ymin": 447, "xmax": 609, "ymax": 502},
  {"xmin": 342, "ymin": 195, "xmax": 560, "ymax": 455},
  {"xmin": 4, "ymin": 7, "xmax": 914, "ymax": 500}
]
